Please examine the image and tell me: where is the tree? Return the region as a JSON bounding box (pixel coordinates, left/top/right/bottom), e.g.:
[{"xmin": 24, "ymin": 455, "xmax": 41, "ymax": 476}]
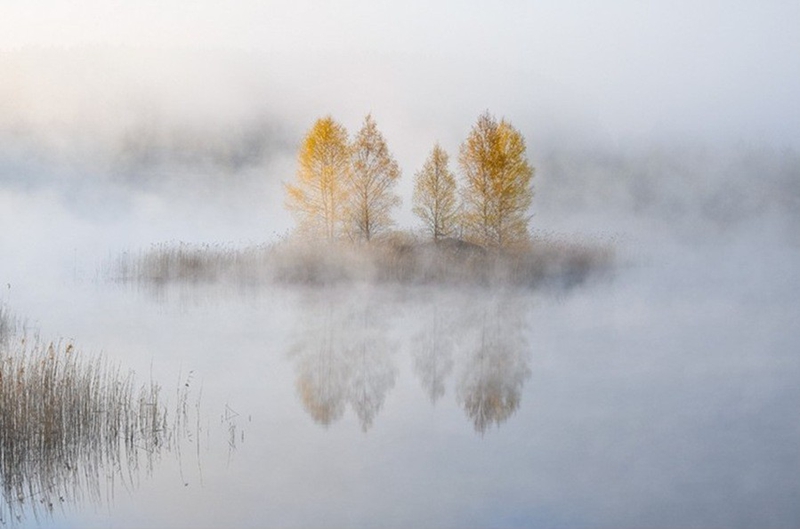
[
  {"xmin": 346, "ymin": 114, "xmax": 401, "ymax": 242},
  {"xmin": 285, "ymin": 117, "xmax": 350, "ymax": 240},
  {"xmin": 412, "ymin": 144, "xmax": 459, "ymax": 242},
  {"xmin": 458, "ymin": 112, "xmax": 534, "ymax": 249}
]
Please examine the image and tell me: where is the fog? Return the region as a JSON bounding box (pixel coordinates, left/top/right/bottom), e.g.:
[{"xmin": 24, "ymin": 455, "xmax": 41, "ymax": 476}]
[
  {"xmin": 3, "ymin": 50, "xmax": 798, "ymax": 260},
  {"xmin": 2, "ymin": 2, "xmax": 800, "ymax": 527}
]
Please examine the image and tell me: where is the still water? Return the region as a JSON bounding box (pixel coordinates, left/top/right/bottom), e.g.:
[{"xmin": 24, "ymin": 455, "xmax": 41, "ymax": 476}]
[{"xmin": 1, "ymin": 191, "xmax": 799, "ymax": 528}]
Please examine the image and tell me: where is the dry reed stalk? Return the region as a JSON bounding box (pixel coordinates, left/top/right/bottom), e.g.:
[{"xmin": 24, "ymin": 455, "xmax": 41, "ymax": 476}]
[
  {"xmin": 0, "ymin": 329, "xmax": 179, "ymax": 524},
  {"xmin": 109, "ymin": 236, "xmax": 614, "ymax": 290}
]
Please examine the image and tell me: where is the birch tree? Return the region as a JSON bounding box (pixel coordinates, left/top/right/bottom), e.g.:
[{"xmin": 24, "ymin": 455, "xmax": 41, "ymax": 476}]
[
  {"xmin": 412, "ymin": 144, "xmax": 459, "ymax": 242},
  {"xmin": 459, "ymin": 112, "xmax": 534, "ymax": 249},
  {"xmin": 346, "ymin": 114, "xmax": 401, "ymax": 242},
  {"xmin": 285, "ymin": 117, "xmax": 350, "ymax": 240}
]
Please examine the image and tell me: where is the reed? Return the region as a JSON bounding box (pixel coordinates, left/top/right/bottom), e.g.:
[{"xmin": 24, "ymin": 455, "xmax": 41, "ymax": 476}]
[
  {"xmin": 0, "ymin": 325, "xmax": 177, "ymax": 524},
  {"xmin": 110, "ymin": 234, "xmax": 614, "ymax": 289},
  {"xmin": 0, "ymin": 304, "xmax": 16, "ymax": 348}
]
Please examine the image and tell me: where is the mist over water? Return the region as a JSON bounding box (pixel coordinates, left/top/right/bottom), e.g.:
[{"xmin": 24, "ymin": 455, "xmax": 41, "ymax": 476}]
[{"xmin": 1, "ymin": 27, "xmax": 799, "ymax": 529}]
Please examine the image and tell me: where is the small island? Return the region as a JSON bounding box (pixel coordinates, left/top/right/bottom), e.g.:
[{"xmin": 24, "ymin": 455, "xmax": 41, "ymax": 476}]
[{"xmin": 114, "ymin": 111, "xmax": 613, "ymax": 289}]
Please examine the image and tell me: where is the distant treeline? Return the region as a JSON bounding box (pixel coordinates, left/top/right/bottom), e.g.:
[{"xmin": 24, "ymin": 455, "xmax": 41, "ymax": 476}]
[{"xmin": 536, "ymin": 145, "xmax": 800, "ymax": 235}]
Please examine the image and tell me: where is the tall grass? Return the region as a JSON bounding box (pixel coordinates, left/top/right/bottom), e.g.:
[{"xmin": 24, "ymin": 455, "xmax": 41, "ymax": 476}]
[
  {"xmin": 109, "ymin": 234, "xmax": 615, "ymax": 290},
  {"xmin": 0, "ymin": 316, "xmax": 190, "ymax": 524},
  {"xmin": 110, "ymin": 242, "xmax": 274, "ymax": 285},
  {"xmin": 0, "ymin": 304, "xmax": 14, "ymax": 348}
]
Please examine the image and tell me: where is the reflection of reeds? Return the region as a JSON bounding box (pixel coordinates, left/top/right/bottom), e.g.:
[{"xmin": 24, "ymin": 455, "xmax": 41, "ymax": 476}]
[
  {"xmin": 110, "ymin": 235, "xmax": 614, "ymax": 289},
  {"xmin": 0, "ymin": 333, "xmax": 174, "ymax": 524}
]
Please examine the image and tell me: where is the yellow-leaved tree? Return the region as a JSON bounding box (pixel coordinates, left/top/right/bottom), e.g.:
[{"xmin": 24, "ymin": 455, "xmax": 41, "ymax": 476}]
[
  {"xmin": 459, "ymin": 112, "xmax": 534, "ymax": 249},
  {"xmin": 412, "ymin": 144, "xmax": 459, "ymax": 242},
  {"xmin": 346, "ymin": 114, "xmax": 401, "ymax": 242},
  {"xmin": 285, "ymin": 117, "xmax": 351, "ymax": 240}
]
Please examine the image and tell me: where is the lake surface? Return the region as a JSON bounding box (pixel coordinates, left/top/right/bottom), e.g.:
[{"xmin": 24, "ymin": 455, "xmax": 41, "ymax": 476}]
[{"xmin": 1, "ymin": 185, "xmax": 799, "ymax": 528}]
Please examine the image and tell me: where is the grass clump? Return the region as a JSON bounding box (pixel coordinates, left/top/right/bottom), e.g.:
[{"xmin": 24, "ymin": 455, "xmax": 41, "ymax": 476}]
[
  {"xmin": 0, "ymin": 316, "xmax": 179, "ymax": 524},
  {"xmin": 110, "ymin": 233, "xmax": 614, "ymax": 290}
]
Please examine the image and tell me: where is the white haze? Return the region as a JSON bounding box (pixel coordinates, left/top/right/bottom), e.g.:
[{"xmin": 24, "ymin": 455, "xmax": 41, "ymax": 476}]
[
  {"xmin": 1, "ymin": 2, "xmax": 800, "ymax": 528},
  {"xmin": 3, "ymin": 1, "xmax": 800, "ymax": 147}
]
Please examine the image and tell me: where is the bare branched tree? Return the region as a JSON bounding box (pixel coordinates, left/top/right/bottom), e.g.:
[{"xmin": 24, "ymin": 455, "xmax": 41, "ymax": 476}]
[
  {"xmin": 346, "ymin": 114, "xmax": 401, "ymax": 242},
  {"xmin": 413, "ymin": 144, "xmax": 459, "ymax": 242}
]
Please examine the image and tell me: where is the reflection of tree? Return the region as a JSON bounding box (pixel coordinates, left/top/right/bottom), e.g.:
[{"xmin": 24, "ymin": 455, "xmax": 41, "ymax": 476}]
[
  {"xmin": 291, "ymin": 290, "xmax": 531, "ymax": 435},
  {"xmin": 347, "ymin": 323, "xmax": 397, "ymax": 432},
  {"xmin": 290, "ymin": 293, "xmax": 397, "ymax": 431},
  {"xmin": 294, "ymin": 315, "xmax": 348, "ymax": 426},
  {"xmin": 411, "ymin": 307, "xmax": 454, "ymax": 405},
  {"xmin": 456, "ymin": 298, "xmax": 532, "ymax": 434}
]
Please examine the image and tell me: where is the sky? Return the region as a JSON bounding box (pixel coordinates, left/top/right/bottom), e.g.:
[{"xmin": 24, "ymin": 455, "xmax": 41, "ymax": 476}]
[{"xmin": 2, "ymin": 0, "xmax": 799, "ymax": 150}]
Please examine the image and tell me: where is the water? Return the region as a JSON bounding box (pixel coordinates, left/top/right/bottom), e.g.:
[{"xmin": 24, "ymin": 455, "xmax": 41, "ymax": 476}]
[
  {"xmin": 0, "ymin": 336, "xmax": 182, "ymax": 526},
  {"xmin": 1, "ymin": 181, "xmax": 799, "ymax": 528}
]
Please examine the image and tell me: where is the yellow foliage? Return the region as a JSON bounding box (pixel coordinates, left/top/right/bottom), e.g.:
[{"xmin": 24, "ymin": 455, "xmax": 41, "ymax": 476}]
[
  {"xmin": 284, "ymin": 116, "xmax": 350, "ymax": 240},
  {"xmin": 412, "ymin": 143, "xmax": 459, "ymax": 241},
  {"xmin": 458, "ymin": 112, "xmax": 534, "ymax": 249}
]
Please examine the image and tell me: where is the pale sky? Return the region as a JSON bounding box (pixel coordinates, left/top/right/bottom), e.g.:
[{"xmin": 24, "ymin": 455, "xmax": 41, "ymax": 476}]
[{"xmin": 2, "ymin": 0, "xmax": 800, "ymax": 149}]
